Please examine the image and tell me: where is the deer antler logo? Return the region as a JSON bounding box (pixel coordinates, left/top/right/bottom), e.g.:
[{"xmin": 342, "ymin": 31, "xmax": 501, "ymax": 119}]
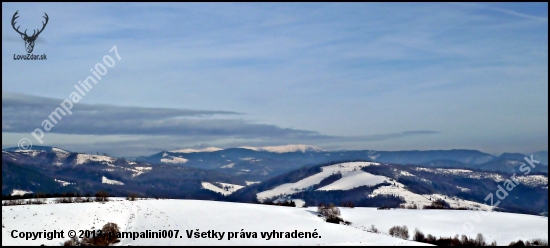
[{"xmin": 11, "ymin": 10, "xmax": 49, "ymax": 53}]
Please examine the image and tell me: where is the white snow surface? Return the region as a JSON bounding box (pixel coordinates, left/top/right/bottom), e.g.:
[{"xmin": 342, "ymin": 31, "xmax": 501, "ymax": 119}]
[
  {"xmin": 13, "ymin": 150, "xmax": 42, "ymax": 157},
  {"xmin": 513, "ymin": 175, "xmax": 548, "ymax": 187},
  {"xmin": 246, "ymin": 181, "xmax": 261, "ymax": 186},
  {"xmin": 101, "ymin": 176, "xmax": 124, "ymax": 185},
  {"xmin": 134, "ymin": 166, "xmax": 152, "ymax": 171},
  {"xmin": 220, "ymin": 163, "xmax": 235, "ymax": 169},
  {"xmin": 240, "ymin": 144, "xmax": 324, "ymax": 153},
  {"xmin": 239, "ymin": 158, "xmax": 261, "ymax": 162},
  {"xmin": 170, "ymin": 147, "xmax": 222, "ymax": 153},
  {"xmin": 132, "ymin": 166, "xmax": 153, "ymax": 177},
  {"xmin": 10, "ymin": 189, "xmax": 33, "ymax": 196},
  {"xmin": 201, "ymin": 182, "xmax": 245, "ymax": 196},
  {"xmin": 75, "ymin": 154, "xmax": 116, "ymax": 165},
  {"xmin": 341, "ymin": 208, "xmax": 548, "ymax": 246},
  {"xmin": 317, "ymin": 170, "xmax": 389, "ymax": 191},
  {"xmin": 369, "ymin": 183, "xmax": 492, "ymax": 211},
  {"xmin": 51, "ymin": 148, "xmax": 70, "ymax": 160},
  {"xmin": 257, "ymin": 162, "xmax": 380, "ymax": 201},
  {"xmin": 54, "ymin": 179, "xmax": 73, "ymax": 186},
  {"xmin": 413, "ymin": 167, "xmax": 521, "ymax": 183},
  {"xmin": 51, "ymin": 148, "xmax": 69, "ymax": 153},
  {"xmin": 2, "ymin": 199, "xmax": 424, "ymax": 246},
  {"xmin": 258, "ymin": 164, "xmax": 492, "ymax": 211}
]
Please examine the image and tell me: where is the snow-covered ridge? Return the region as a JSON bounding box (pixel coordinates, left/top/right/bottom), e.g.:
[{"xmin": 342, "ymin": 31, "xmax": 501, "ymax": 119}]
[
  {"xmin": 170, "ymin": 147, "xmax": 222, "ymax": 153},
  {"xmin": 132, "ymin": 166, "xmax": 153, "ymax": 177},
  {"xmin": 12, "ymin": 150, "xmax": 42, "ymax": 157},
  {"xmin": 201, "ymin": 182, "xmax": 244, "ymax": 196},
  {"xmin": 413, "ymin": 167, "xmax": 508, "ymax": 182},
  {"xmin": 514, "ymin": 175, "xmax": 548, "ymax": 187},
  {"xmin": 240, "ymin": 144, "xmax": 324, "ymax": 153},
  {"xmin": 54, "ymin": 179, "xmax": 73, "ymax": 186},
  {"xmin": 369, "ymin": 182, "xmax": 492, "ymax": 211},
  {"xmin": 51, "ymin": 147, "xmax": 69, "ymax": 153},
  {"xmin": 257, "ymin": 162, "xmax": 380, "ymax": 201},
  {"xmin": 10, "ymin": 189, "xmax": 33, "ymax": 196},
  {"xmin": 160, "ymin": 156, "xmax": 188, "ymax": 164},
  {"xmin": 11, "ymin": 148, "xmax": 70, "ymax": 160},
  {"xmin": 102, "ymin": 176, "xmax": 124, "ymax": 185},
  {"xmin": 220, "ymin": 163, "xmax": 235, "ymax": 169},
  {"xmin": 394, "ymin": 169, "xmax": 432, "ymax": 184},
  {"xmin": 75, "ymin": 154, "xmax": 116, "ymax": 165},
  {"xmin": 317, "ymin": 170, "xmax": 388, "ymax": 191},
  {"xmin": 257, "ymin": 162, "xmax": 495, "ymax": 211}
]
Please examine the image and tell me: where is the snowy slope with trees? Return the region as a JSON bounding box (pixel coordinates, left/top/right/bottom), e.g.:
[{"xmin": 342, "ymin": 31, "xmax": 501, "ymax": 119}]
[
  {"xmin": 340, "ymin": 208, "xmax": 548, "ymax": 245},
  {"xmin": 257, "ymin": 162, "xmax": 381, "ymax": 201}
]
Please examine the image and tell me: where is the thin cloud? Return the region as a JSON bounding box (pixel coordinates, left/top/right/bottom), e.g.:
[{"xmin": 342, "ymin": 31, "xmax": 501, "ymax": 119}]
[
  {"xmin": 2, "ymin": 93, "xmax": 440, "ymax": 156},
  {"xmin": 450, "ymin": 2, "xmax": 548, "ymax": 22},
  {"xmin": 2, "ymin": 92, "xmax": 319, "ymax": 138}
]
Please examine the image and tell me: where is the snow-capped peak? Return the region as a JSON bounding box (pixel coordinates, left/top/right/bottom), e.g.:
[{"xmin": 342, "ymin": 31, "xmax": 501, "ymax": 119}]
[
  {"xmin": 51, "ymin": 147, "xmax": 70, "ymax": 154},
  {"xmin": 75, "ymin": 154, "xmax": 116, "ymax": 165},
  {"xmin": 239, "ymin": 144, "xmax": 324, "ymax": 153},
  {"xmin": 170, "ymin": 147, "xmax": 223, "ymax": 153}
]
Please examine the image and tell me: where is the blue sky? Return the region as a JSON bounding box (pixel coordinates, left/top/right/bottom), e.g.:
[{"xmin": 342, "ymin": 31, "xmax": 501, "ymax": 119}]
[{"xmin": 2, "ymin": 3, "xmax": 548, "ymax": 157}]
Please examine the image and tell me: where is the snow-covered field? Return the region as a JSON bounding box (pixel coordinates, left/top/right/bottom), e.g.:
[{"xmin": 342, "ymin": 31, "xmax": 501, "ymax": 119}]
[
  {"xmin": 340, "ymin": 208, "xmax": 548, "ymax": 246},
  {"xmin": 2, "ymin": 199, "xmax": 422, "ymax": 246},
  {"xmin": 2, "ymin": 199, "xmax": 546, "ymax": 246}
]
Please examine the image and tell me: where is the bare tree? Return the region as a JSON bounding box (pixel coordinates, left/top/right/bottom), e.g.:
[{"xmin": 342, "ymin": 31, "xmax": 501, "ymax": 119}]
[{"xmin": 389, "ymin": 225, "xmax": 410, "ymax": 240}]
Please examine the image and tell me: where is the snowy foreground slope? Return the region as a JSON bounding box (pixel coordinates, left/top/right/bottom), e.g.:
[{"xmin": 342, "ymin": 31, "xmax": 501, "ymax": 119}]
[
  {"xmin": 3, "ymin": 200, "xmax": 547, "ymax": 246},
  {"xmin": 2, "ymin": 199, "xmax": 419, "ymax": 246}
]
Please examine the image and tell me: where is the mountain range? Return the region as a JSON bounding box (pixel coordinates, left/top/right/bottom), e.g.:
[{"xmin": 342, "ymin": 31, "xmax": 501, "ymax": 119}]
[
  {"xmin": 2, "ymin": 145, "xmax": 547, "ymax": 215},
  {"xmin": 136, "ymin": 145, "xmax": 547, "ymax": 180}
]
